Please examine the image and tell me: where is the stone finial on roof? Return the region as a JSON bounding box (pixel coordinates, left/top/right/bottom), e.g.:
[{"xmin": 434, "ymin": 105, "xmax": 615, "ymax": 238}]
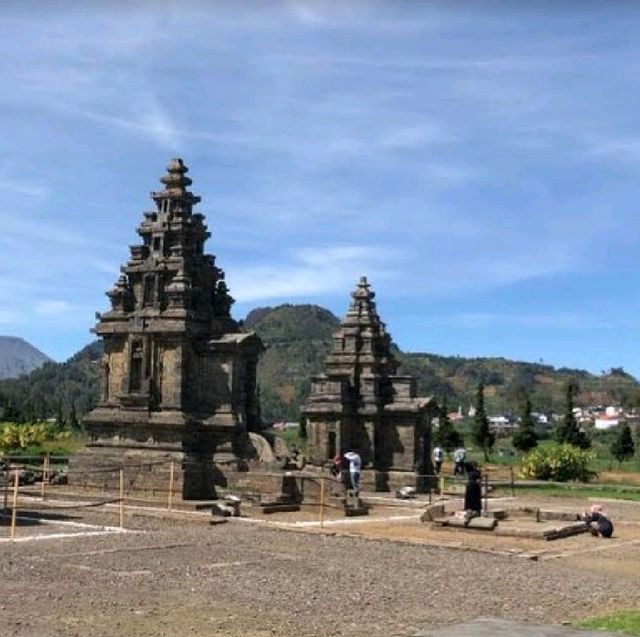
[
  {"xmin": 347, "ymin": 276, "xmax": 379, "ymax": 325},
  {"xmin": 152, "ymin": 157, "xmax": 201, "ymax": 206},
  {"xmin": 161, "ymin": 158, "xmax": 193, "ymax": 190}
]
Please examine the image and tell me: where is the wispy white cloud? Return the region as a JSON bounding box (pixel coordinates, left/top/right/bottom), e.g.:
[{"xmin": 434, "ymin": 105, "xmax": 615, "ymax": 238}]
[
  {"xmin": 0, "ymin": 1, "xmax": 639, "ymax": 372},
  {"xmin": 34, "ymin": 300, "xmax": 72, "ymax": 317},
  {"xmin": 0, "ymin": 217, "xmax": 86, "ymax": 246},
  {"xmin": 229, "ymin": 244, "xmax": 399, "ymax": 302},
  {"xmin": 74, "ymin": 99, "xmax": 183, "ymax": 150},
  {"xmin": 0, "ymin": 178, "xmax": 48, "ymax": 199},
  {"xmin": 585, "ymin": 137, "xmax": 640, "ymax": 162},
  {"xmin": 0, "ymin": 309, "xmax": 21, "ymax": 325},
  {"xmin": 440, "ymin": 311, "xmax": 638, "ymax": 331},
  {"xmin": 262, "ymin": 51, "xmax": 601, "ymax": 73}
]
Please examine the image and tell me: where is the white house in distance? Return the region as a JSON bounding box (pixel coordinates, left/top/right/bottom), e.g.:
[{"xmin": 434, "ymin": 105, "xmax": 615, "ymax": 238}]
[
  {"xmin": 594, "ymin": 406, "xmax": 622, "ymax": 430},
  {"xmin": 531, "ymin": 412, "xmax": 549, "ymax": 426}
]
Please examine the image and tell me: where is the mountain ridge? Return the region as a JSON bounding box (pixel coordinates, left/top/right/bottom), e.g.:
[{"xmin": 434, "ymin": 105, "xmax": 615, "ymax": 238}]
[{"xmin": 0, "ymin": 304, "xmax": 637, "ymax": 422}]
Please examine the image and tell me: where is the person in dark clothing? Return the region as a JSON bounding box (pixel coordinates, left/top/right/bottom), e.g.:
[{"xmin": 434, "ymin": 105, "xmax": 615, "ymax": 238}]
[
  {"xmin": 581, "ymin": 505, "xmax": 614, "ymax": 538},
  {"xmin": 330, "ymin": 454, "xmax": 342, "ymax": 479},
  {"xmin": 463, "ymin": 461, "xmax": 482, "ymax": 515}
]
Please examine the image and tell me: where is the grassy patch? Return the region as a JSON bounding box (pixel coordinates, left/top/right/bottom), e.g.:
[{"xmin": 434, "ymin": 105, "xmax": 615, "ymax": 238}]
[
  {"xmin": 578, "ymin": 610, "xmax": 640, "ymax": 635},
  {"xmin": 501, "ymin": 483, "xmax": 640, "ymax": 502}
]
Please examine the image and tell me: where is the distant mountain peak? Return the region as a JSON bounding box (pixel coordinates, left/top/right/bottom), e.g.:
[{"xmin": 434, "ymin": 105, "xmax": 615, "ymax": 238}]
[{"xmin": 0, "ymin": 336, "xmax": 52, "ymax": 379}]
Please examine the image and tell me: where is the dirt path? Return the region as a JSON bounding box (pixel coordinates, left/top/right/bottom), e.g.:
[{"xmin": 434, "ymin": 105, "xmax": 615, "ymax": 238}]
[{"xmin": 2, "ymin": 494, "xmax": 640, "ymax": 637}]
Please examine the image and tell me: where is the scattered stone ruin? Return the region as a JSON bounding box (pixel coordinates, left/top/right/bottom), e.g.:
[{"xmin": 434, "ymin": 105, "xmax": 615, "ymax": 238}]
[
  {"xmin": 71, "ymin": 159, "xmax": 264, "ymax": 499},
  {"xmin": 421, "ymin": 502, "xmax": 591, "ymax": 540},
  {"xmin": 303, "ymin": 277, "xmax": 438, "ymax": 487}
]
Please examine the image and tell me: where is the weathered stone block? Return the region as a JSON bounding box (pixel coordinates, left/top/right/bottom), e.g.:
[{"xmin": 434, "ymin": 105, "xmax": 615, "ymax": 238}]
[{"xmin": 420, "ymin": 503, "xmax": 445, "ymax": 523}]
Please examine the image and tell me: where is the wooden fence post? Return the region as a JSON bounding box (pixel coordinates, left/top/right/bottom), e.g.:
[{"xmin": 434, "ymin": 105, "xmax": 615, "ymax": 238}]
[
  {"xmin": 319, "ymin": 476, "xmax": 326, "ymax": 529},
  {"xmin": 41, "ymin": 454, "xmax": 49, "ymax": 500},
  {"xmin": 483, "ymin": 473, "xmax": 489, "ymax": 516},
  {"xmin": 10, "ymin": 469, "xmax": 19, "ymax": 539},
  {"xmin": 119, "ymin": 469, "xmax": 125, "ymax": 529},
  {"xmin": 510, "ymin": 466, "xmax": 515, "ymax": 497},
  {"xmin": 439, "ymin": 476, "xmax": 445, "ymax": 497},
  {"xmin": 168, "ymin": 462, "xmax": 175, "ymax": 511},
  {"xmin": 3, "ymin": 467, "xmax": 8, "ymax": 512}
]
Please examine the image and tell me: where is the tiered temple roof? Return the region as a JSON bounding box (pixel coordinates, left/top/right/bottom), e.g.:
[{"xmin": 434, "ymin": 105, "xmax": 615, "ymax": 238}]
[
  {"xmin": 304, "ymin": 277, "xmax": 435, "ymax": 472},
  {"xmin": 99, "ymin": 158, "xmax": 235, "ymax": 336},
  {"xmin": 324, "ymin": 276, "xmax": 399, "ymax": 396}
]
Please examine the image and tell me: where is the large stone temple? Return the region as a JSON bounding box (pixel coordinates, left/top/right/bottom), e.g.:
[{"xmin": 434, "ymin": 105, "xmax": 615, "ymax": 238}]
[
  {"xmin": 71, "ymin": 159, "xmax": 263, "ymax": 499},
  {"xmin": 303, "ymin": 277, "xmax": 437, "ymax": 486}
]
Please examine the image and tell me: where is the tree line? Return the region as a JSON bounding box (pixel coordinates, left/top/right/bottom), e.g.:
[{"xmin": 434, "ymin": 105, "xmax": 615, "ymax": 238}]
[{"xmin": 433, "ymin": 380, "xmax": 636, "ymax": 464}]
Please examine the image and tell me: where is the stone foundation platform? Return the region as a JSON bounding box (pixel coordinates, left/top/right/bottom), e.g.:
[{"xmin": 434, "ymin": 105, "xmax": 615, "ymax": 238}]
[
  {"xmin": 69, "ymin": 450, "xmax": 430, "ymax": 503},
  {"xmin": 69, "ymin": 446, "xmax": 230, "ymax": 500}
]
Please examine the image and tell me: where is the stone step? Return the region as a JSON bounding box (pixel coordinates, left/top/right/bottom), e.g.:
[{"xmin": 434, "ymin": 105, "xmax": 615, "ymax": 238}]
[
  {"xmin": 261, "ymin": 503, "xmax": 301, "ymax": 514},
  {"xmin": 443, "ymin": 515, "xmax": 497, "ymax": 530}
]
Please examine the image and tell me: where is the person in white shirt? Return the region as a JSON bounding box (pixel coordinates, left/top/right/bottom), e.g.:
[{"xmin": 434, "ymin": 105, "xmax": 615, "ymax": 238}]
[
  {"xmin": 453, "ymin": 447, "xmax": 466, "ymax": 477},
  {"xmin": 343, "ymin": 451, "xmax": 362, "ymax": 495},
  {"xmin": 432, "ymin": 445, "xmax": 444, "ymax": 475}
]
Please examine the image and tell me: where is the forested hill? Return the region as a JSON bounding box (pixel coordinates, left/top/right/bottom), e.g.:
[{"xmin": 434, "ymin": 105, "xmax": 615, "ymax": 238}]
[
  {"xmin": 0, "ymin": 305, "xmax": 638, "ymax": 423},
  {"xmin": 398, "ymin": 353, "xmax": 640, "ymax": 417},
  {"xmin": 244, "ymin": 304, "xmax": 340, "ymax": 421},
  {"xmin": 249, "ymin": 305, "xmax": 640, "ymax": 421},
  {"xmin": 0, "ymin": 336, "xmax": 52, "ymax": 379},
  {"xmin": 0, "ymin": 341, "xmax": 101, "ymax": 423}
]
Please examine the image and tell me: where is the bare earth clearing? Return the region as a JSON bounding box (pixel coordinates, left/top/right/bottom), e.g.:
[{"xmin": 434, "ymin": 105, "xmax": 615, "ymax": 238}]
[{"xmin": 2, "ymin": 494, "xmax": 640, "ymax": 637}]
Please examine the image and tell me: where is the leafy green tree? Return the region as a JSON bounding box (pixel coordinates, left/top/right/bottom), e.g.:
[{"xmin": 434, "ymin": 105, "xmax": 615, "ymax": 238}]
[
  {"xmin": 512, "ymin": 396, "xmax": 538, "ymax": 453},
  {"xmin": 472, "ymin": 383, "xmax": 494, "ymax": 460},
  {"xmin": 433, "ymin": 398, "xmax": 463, "ymax": 452},
  {"xmin": 556, "ymin": 381, "xmax": 590, "ymax": 449},
  {"xmin": 611, "ymin": 423, "xmax": 635, "ymax": 463}
]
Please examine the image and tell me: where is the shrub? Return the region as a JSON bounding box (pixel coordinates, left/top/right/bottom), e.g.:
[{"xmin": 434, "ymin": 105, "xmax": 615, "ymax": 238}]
[
  {"xmin": 0, "ymin": 422, "xmax": 62, "ymax": 454},
  {"xmin": 520, "ymin": 443, "xmax": 596, "ymax": 482}
]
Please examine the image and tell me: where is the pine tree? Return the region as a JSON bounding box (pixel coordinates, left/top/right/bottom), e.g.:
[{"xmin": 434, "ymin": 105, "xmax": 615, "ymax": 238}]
[
  {"xmin": 471, "ymin": 383, "xmax": 494, "ymax": 461},
  {"xmin": 68, "ymin": 401, "xmax": 79, "ymax": 430},
  {"xmin": 512, "ymin": 396, "xmax": 538, "ymax": 453},
  {"xmin": 56, "ymin": 401, "xmax": 65, "ymax": 429},
  {"xmin": 611, "ymin": 423, "xmax": 635, "ymax": 464},
  {"xmin": 556, "ymin": 381, "xmax": 590, "ymax": 449},
  {"xmin": 299, "ymin": 414, "xmax": 308, "ymax": 440},
  {"xmin": 433, "ymin": 398, "xmax": 463, "ymax": 452},
  {"xmin": 2, "ymin": 397, "xmax": 20, "ymax": 422}
]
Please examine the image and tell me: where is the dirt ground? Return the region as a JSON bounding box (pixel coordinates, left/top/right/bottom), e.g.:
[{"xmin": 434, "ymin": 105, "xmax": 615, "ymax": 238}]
[{"xmin": 2, "ymin": 491, "xmax": 640, "ymax": 637}]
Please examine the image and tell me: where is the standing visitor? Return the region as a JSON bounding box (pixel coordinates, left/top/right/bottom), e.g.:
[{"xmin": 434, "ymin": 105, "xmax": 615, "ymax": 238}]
[
  {"xmin": 343, "ymin": 450, "xmax": 362, "ymax": 496},
  {"xmin": 432, "ymin": 445, "xmax": 444, "ymax": 475},
  {"xmin": 453, "ymin": 447, "xmax": 466, "ymax": 477},
  {"xmin": 464, "ymin": 461, "xmax": 482, "ymax": 517},
  {"xmin": 330, "ymin": 453, "xmax": 342, "ymax": 479}
]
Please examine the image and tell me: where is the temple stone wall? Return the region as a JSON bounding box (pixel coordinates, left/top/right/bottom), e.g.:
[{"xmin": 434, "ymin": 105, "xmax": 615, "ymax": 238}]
[
  {"xmin": 303, "ymin": 277, "xmax": 437, "ymax": 482},
  {"xmin": 71, "ymin": 159, "xmax": 264, "ymax": 499}
]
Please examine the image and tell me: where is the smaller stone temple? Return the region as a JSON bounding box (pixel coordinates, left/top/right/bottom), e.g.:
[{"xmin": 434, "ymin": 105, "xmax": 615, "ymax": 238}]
[
  {"xmin": 303, "ymin": 277, "xmax": 437, "ymax": 485},
  {"xmin": 71, "ymin": 159, "xmax": 264, "ymax": 499}
]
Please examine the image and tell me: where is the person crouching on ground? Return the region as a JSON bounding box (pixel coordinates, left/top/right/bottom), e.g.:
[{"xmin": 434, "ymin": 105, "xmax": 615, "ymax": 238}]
[
  {"xmin": 343, "ymin": 450, "xmax": 362, "ymax": 496},
  {"xmin": 581, "ymin": 504, "xmax": 614, "ymax": 538}
]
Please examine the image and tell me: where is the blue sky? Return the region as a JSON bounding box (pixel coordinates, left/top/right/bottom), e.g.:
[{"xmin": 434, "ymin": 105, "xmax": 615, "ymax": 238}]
[{"xmin": 1, "ymin": 0, "xmax": 640, "ymax": 376}]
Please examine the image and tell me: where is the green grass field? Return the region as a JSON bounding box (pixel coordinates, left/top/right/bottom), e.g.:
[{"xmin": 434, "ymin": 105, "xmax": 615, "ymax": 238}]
[
  {"xmin": 501, "ymin": 483, "xmax": 640, "ymax": 502},
  {"xmin": 578, "ymin": 610, "xmax": 640, "ymax": 635}
]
